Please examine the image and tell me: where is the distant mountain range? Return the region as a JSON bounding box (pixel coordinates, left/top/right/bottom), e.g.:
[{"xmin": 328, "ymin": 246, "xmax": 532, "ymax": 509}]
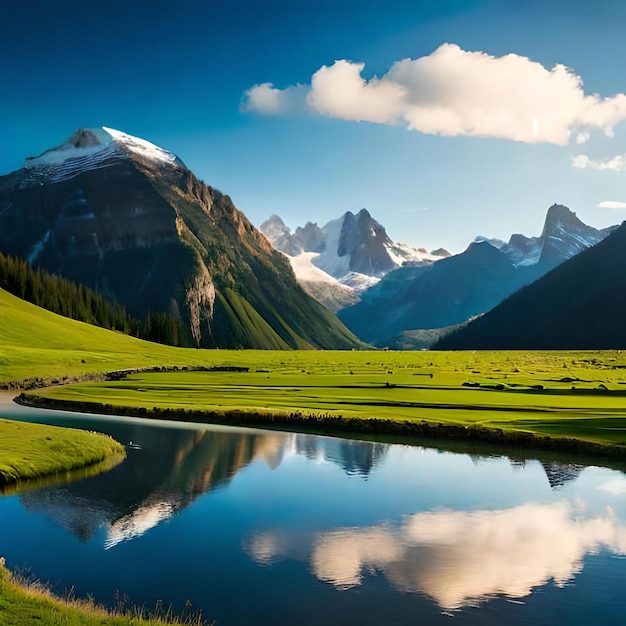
[
  {"xmin": 436, "ymin": 220, "xmax": 626, "ymax": 350},
  {"xmin": 0, "ymin": 128, "xmax": 364, "ymax": 349},
  {"xmin": 337, "ymin": 204, "xmax": 613, "ymax": 345},
  {"xmin": 261, "ymin": 204, "xmax": 613, "ymax": 342},
  {"xmin": 1, "ymin": 126, "xmax": 618, "ymax": 351}
]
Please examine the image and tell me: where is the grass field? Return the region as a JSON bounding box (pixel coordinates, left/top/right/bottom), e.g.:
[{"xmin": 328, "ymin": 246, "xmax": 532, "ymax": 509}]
[
  {"xmin": 0, "ymin": 418, "xmax": 126, "ymax": 493},
  {"xmin": 24, "ymin": 350, "xmax": 626, "ymax": 449}
]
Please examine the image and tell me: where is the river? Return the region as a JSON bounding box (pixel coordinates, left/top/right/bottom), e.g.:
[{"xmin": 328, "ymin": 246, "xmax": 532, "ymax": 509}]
[{"xmin": 1, "ymin": 394, "xmax": 625, "ymax": 625}]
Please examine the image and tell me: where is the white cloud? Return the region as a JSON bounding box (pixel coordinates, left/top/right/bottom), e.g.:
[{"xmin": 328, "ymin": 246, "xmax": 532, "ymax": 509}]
[
  {"xmin": 597, "ymin": 201, "xmax": 626, "ymax": 209},
  {"xmin": 576, "ymin": 131, "xmax": 590, "ymax": 144},
  {"xmin": 241, "ymin": 82, "xmax": 308, "ymax": 115},
  {"xmin": 243, "ymin": 43, "xmax": 626, "ymax": 145},
  {"xmin": 572, "ymin": 153, "xmax": 626, "ymax": 171}
]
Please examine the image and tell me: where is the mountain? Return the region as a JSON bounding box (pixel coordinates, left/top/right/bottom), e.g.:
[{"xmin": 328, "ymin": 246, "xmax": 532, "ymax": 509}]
[
  {"xmin": 261, "ymin": 210, "xmax": 445, "ymax": 279},
  {"xmin": 492, "ymin": 204, "xmax": 608, "ymax": 268},
  {"xmin": 338, "ymin": 204, "xmax": 613, "ymax": 346},
  {"xmin": 260, "ymin": 211, "xmax": 447, "ymax": 311},
  {"xmin": 436, "ymin": 221, "xmax": 626, "ymax": 349},
  {"xmin": 0, "ymin": 128, "xmax": 364, "ymax": 349},
  {"xmin": 338, "ymin": 241, "xmax": 545, "ymax": 344}
]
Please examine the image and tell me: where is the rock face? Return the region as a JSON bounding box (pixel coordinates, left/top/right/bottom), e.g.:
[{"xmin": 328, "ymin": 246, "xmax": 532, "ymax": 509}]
[
  {"xmin": 262, "ymin": 209, "xmax": 443, "ymax": 280},
  {"xmin": 500, "ymin": 204, "xmax": 607, "ymax": 268},
  {"xmin": 0, "ymin": 127, "xmax": 363, "ymax": 349}
]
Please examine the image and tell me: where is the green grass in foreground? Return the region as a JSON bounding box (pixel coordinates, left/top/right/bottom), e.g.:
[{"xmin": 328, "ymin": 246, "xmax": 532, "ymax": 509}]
[
  {"xmin": 29, "ymin": 351, "xmax": 626, "ymax": 449},
  {"xmin": 0, "ymin": 418, "xmax": 125, "ymax": 490},
  {"xmin": 0, "ymin": 557, "xmax": 206, "ymax": 626}
]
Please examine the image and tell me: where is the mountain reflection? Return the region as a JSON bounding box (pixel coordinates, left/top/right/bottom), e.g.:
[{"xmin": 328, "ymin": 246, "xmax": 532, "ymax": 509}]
[
  {"xmin": 293, "ymin": 434, "xmax": 388, "ymax": 477},
  {"xmin": 21, "ymin": 427, "xmax": 288, "ymax": 547},
  {"xmin": 246, "ymin": 501, "xmax": 626, "ymax": 609},
  {"xmin": 19, "ymin": 426, "xmax": 388, "ymax": 547}
]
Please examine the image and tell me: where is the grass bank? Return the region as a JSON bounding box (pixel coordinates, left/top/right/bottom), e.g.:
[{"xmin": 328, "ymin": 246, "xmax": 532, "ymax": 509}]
[
  {"xmin": 18, "ymin": 359, "xmax": 626, "ymax": 457},
  {"xmin": 0, "ymin": 418, "xmax": 125, "ymax": 493},
  {"xmin": 0, "ymin": 557, "xmax": 206, "ymax": 625}
]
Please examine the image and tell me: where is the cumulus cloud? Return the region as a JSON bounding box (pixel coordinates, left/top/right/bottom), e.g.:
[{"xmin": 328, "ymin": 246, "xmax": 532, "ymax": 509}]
[
  {"xmin": 241, "ymin": 82, "xmax": 309, "ymax": 115},
  {"xmin": 245, "ymin": 502, "xmax": 626, "ymax": 610},
  {"xmin": 572, "ymin": 153, "xmax": 626, "ymax": 171},
  {"xmin": 243, "ymin": 43, "xmax": 626, "ymax": 144}
]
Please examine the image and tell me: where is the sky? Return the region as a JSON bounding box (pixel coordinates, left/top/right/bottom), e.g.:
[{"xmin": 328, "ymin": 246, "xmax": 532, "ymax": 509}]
[{"xmin": 3, "ymin": 0, "xmax": 626, "ymax": 253}]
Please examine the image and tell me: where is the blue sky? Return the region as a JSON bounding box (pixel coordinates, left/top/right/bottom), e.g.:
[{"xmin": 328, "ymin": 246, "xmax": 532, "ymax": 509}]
[{"xmin": 3, "ymin": 0, "xmax": 626, "ymax": 252}]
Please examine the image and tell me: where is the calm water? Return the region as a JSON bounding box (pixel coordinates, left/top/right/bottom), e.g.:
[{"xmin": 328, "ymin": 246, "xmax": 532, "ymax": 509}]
[{"xmin": 1, "ymin": 395, "xmax": 626, "ymax": 625}]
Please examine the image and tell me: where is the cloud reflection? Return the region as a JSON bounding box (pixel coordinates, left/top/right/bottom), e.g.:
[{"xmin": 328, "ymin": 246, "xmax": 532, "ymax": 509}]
[{"xmin": 245, "ymin": 502, "xmax": 626, "ymax": 609}]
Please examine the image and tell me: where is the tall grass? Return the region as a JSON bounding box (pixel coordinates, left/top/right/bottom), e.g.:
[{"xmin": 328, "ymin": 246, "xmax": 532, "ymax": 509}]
[{"xmin": 0, "ymin": 557, "xmax": 209, "ymax": 625}]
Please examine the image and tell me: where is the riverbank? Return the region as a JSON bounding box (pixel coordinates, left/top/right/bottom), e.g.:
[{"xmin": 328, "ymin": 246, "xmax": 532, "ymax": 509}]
[
  {"xmin": 17, "ymin": 391, "xmax": 626, "ymax": 460},
  {"xmin": 0, "ymin": 557, "xmax": 206, "ymax": 625},
  {"xmin": 0, "ymin": 417, "xmax": 126, "ymax": 492}
]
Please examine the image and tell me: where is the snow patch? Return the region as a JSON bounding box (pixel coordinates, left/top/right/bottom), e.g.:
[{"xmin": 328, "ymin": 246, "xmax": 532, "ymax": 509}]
[
  {"xmin": 103, "ymin": 127, "xmax": 182, "ymax": 167},
  {"xmin": 288, "ymin": 251, "xmax": 341, "ymax": 285},
  {"xmin": 20, "ymin": 127, "xmax": 184, "ymax": 189},
  {"xmin": 338, "ymin": 272, "xmax": 380, "ymax": 292},
  {"xmin": 312, "ymin": 216, "xmax": 352, "ymax": 277}
]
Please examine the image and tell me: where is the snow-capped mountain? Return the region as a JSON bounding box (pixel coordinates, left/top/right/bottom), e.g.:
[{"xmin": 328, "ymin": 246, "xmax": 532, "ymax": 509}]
[
  {"xmin": 262, "ymin": 209, "xmax": 444, "ymax": 278},
  {"xmin": 478, "ymin": 204, "xmax": 610, "ymax": 269},
  {"xmin": 260, "ymin": 210, "xmax": 447, "ymax": 311},
  {"xmin": 20, "ymin": 127, "xmax": 186, "ymax": 188},
  {"xmin": 0, "ymin": 127, "xmax": 363, "ymax": 349}
]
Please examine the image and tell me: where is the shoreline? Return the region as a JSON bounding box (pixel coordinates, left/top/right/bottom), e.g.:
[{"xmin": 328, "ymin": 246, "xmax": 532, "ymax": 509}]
[{"xmin": 17, "ymin": 391, "xmax": 626, "ymax": 462}]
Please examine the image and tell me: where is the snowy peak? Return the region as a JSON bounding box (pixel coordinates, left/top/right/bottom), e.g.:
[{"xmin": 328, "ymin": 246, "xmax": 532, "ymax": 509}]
[
  {"xmin": 22, "ymin": 127, "xmax": 185, "ymax": 188},
  {"xmin": 539, "ymin": 203, "xmax": 606, "ymax": 265},
  {"xmin": 103, "ymin": 127, "xmax": 186, "ymax": 168},
  {"xmin": 500, "ymin": 204, "xmax": 609, "ymax": 267},
  {"xmin": 261, "ymin": 208, "xmax": 444, "ymax": 282}
]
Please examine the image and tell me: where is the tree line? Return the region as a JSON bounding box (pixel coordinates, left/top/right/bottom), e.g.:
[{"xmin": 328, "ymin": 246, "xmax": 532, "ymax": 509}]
[{"xmin": 0, "ymin": 252, "xmax": 191, "ymax": 347}]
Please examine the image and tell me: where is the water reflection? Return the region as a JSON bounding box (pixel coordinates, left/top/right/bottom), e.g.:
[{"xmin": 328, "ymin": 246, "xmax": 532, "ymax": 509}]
[
  {"xmin": 539, "ymin": 461, "xmax": 586, "ymax": 489},
  {"xmin": 21, "ymin": 428, "xmax": 288, "ymax": 547},
  {"xmin": 4, "ymin": 397, "xmax": 626, "ymax": 624},
  {"xmin": 294, "ymin": 436, "xmax": 388, "ymax": 477},
  {"xmin": 18, "ymin": 426, "xmax": 389, "ymax": 547},
  {"xmin": 246, "ymin": 502, "xmax": 626, "ymax": 610}
]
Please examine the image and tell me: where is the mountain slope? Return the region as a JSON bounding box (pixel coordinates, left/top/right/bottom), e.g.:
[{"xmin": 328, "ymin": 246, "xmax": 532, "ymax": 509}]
[
  {"xmin": 0, "ymin": 128, "xmax": 363, "ymax": 349},
  {"xmin": 436, "ymin": 222, "xmax": 626, "ymax": 349},
  {"xmin": 338, "ymin": 242, "xmax": 544, "ymax": 344}
]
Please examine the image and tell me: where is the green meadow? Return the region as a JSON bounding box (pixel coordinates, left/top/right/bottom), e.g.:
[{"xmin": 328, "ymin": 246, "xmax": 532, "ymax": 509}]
[
  {"xmin": 24, "ymin": 349, "xmax": 626, "ymax": 449},
  {"xmin": 4, "ymin": 284, "xmax": 626, "ymax": 451}
]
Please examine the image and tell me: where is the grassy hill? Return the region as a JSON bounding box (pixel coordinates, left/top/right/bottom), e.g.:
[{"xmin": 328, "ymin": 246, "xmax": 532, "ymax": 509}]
[{"xmin": 0, "ymin": 287, "xmax": 217, "ymax": 383}]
